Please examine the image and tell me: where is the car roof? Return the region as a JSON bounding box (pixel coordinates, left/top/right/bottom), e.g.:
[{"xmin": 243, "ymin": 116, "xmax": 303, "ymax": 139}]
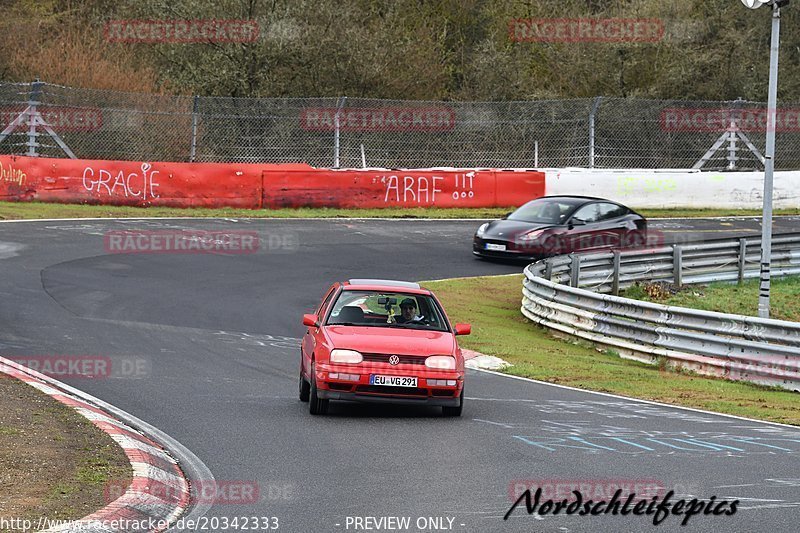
[{"xmin": 343, "ymin": 279, "xmax": 430, "ymax": 295}]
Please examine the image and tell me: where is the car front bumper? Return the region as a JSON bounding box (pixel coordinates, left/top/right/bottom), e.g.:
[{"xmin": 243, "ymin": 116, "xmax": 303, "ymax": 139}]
[
  {"xmin": 316, "ymin": 389, "xmax": 461, "ymax": 407},
  {"xmin": 315, "ymin": 363, "xmax": 463, "ymax": 406}
]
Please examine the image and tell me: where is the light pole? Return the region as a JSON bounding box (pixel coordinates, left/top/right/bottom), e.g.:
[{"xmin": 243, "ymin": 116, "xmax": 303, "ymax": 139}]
[{"xmin": 740, "ymin": 0, "xmax": 788, "ymax": 318}]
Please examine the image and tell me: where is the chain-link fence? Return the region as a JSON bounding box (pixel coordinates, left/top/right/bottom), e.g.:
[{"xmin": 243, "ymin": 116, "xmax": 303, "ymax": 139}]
[{"xmin": 2, "ymin": 80, "xmax": 800, "ymax": 170}]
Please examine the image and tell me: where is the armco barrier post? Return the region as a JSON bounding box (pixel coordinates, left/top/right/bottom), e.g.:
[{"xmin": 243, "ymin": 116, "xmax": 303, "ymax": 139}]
[
  {"xmin": 544, "ymin": 260, "xmax": 553, "ymax": 281},
  {"xmin": 569, "ymin": 254, "xmax": 580, "ymax": 287},
  {"xmin": 588, "ymin": 96, "xmax": 602, "ymax": 168},
  {"xmin": 673, "ymin": 244, "xmax": 683, "ymax": 287},
  {"xmin": 612, "ymin": 250, "xmax": 621, "ymax": 295},
  {"xmin": 190, "ymin": 95, "xmax": 199, "ymax": 162},
  {"xmin": 738, "ymin": 238, "xmax": 747, "ymax": 285},
  {"xmin": 27, "ymin": 79, "xmax": 43, "ymax": 157},
  {"xmin": 333, "ymin": 96, "xmax": 346, "ymax": 168}
]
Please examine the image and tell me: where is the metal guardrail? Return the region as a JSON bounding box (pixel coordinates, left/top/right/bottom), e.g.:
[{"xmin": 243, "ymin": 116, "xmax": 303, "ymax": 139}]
[{"xmin": 521, "ymin": 233, "xmax": 800, "ymax": 391}]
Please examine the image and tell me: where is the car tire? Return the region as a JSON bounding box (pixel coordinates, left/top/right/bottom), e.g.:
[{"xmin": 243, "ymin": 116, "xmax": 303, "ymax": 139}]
[
  {"xmin": 308, "ymin": 365, "xmax": 329, "ymax": 415},
  {"xmin": 299, "ymin": 366, "xmax": 310, "ymax": 402},
  {"xmin": 442, "ymin": 389, "xmax": 463, "ymax": 417}
]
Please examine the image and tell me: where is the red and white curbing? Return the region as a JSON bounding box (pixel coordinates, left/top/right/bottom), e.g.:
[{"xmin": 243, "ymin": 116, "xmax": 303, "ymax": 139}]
[
  {"xmin": 0, "ymin": 356, "xmax": 190, "ymax": 533},
  {"xmin": 462, "ymin": 348, "xmax": 512, "ymax": 371}
]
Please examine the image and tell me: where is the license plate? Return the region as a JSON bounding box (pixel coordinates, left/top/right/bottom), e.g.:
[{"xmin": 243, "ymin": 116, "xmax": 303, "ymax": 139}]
[
  {"xmin": 485, "ymin": 243, "xmax": 506, "ymax": 251},
  {"xmin": 370, "ymin": 375, "xmax": 418, "ymax": 387}
]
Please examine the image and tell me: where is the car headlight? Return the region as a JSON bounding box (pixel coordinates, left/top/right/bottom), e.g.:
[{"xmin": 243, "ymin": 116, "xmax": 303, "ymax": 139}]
[
  {"xmin": 330, "ymin": 349, "xmax": 363, "ymax": 364},
  {"xmin": 517, "ymin": 229, "xmax": 546, "ymax": 242},
  {"xmin": 475, "ymin": 223, "xmax": 489, "ymax": 237},
  {"xmin": 425, "ymin": 355, "xmax": 456, "ymax": 370}
]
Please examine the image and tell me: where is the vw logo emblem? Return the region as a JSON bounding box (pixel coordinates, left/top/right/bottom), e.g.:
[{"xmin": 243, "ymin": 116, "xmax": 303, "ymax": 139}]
[{"xmin": 388, "ymin": 355, "xmax": 400, "ymax": 365}]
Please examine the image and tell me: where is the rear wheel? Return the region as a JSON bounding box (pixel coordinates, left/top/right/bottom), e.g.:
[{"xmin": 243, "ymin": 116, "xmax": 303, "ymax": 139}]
[
  {"xmin": 442, "ymin": 389, "xmax": 463, "ymax": 417},
  {"xmin": 298, "ymin": 365, "xmax": 310, "ymax": 402},
  {"xmin": 308, "ymin": 364, "xmax": 329, "ymax": 415}
]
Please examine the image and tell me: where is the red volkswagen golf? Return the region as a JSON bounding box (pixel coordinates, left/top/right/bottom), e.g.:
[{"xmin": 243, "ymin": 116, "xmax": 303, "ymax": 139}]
[{"xmin": 299, "ymin": 279, "xmax": 470, "ymax": 416}]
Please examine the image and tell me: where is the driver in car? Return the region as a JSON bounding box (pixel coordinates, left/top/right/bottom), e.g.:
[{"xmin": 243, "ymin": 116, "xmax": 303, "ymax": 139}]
[{"xmin": 396, "ymin": 298, "xmax": 424, "ymax": 324}]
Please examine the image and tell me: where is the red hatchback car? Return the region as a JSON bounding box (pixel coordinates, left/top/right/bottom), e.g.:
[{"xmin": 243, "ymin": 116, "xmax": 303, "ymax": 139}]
[{"xmin": 299, "ymin": 279, "xmax": 471, "ymax": 416}]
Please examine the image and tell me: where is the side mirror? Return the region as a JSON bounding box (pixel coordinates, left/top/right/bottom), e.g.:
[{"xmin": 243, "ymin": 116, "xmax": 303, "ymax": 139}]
[
  {"xmin": 568, "ymin": 218, "xmax": 586, "ymax": 229},
  {"xmin": 302, "ymin": 314, "xmax": 319, "ymax": 327},
  {"xmin": 454, "ymin": 323, "xmax": 471, "ymax": 336}
]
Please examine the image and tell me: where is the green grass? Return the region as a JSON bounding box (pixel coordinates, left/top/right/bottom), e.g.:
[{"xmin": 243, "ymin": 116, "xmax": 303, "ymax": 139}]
[
  {"xmin": 0, "ymin": 201, "xmax": 511, "ymax": 220},
  {"xmin": 424, "ymin": 274, "xmax": 800, "ymax": 425},
  {"xmin": 1, "ymin": 200, "xmax": 799, "ymax": 221},
  {"xmin": 622, "ymin": 276, "xmax": 800, "ymax": 322}
]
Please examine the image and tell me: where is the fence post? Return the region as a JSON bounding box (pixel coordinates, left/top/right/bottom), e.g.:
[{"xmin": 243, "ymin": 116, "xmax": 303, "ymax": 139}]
[
  {"xmin": 569, "ymin": 254, "xmax": 580, "ymax": 287},
  {"xmin": 612, "ymin": 250, "xmax": 621, "ymax": 295},
  {"xmin": 673, "ymin": 244, "xmax": 683, "ymax": 288},
  {"xmin": 588, "ymin": 96, "xmax": 602, "ymax": 168},
  {"xmin": 544, "ymin": 260, "xmax": 553, "ymax": 281},
  {"xmin": 334, "ymin": 96, "xmax": 346, "ymax": 168},
  {"xmin": 27, "ymin": 79, "xmax": 43, "ymax": 157},
  {"xmin": 738, "ymin": 238, "xmax": 747, "ymax": 285},
  {"xmin": 190, "ymin": 95, "xmax": 199, "ymax": 162}
]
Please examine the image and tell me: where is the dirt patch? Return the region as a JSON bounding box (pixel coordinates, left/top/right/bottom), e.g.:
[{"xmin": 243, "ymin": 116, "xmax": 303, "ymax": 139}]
[{"xmin": 0, "ymin": 373, "xmax": 131, "ymax": 529}]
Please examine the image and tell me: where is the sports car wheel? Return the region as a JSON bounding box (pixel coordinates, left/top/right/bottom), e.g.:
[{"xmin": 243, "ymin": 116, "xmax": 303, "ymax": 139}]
[
  {"xmin": 308, "ymin": 365, "xmax": 329, "ymax": 415},
  {"xmin": 298, "ymin": 366, "xmax": 310, "ymax": 402}
]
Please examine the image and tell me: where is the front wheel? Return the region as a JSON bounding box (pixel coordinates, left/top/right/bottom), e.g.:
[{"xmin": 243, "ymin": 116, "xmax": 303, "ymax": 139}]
[
  {"xmin": 442, "ymin": 389, "xmax": 463, "ymax": 417},
  {"xmin": 298, "ymin": 367, "xmax": 310, "ymax": 402},
  {"xmin": 308, "ymin": 365, "xmax": 329, "ymax": 415}
]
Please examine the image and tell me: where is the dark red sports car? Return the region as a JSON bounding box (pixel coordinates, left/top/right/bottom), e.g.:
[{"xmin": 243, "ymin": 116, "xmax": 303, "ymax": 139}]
[
  {"xmin": 299, "ymin": 279, "xmax": 471, "ymax": 416},
  {"xmin": 473, "ymin": 195, "xmax": 648, "ymax": 261}
]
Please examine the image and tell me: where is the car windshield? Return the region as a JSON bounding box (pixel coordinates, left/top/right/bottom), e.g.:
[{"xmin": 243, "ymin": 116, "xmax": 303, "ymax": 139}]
[
  {"xmin": 507, "ymin": 198, "xmax": 580, "ymax": 224},
  {"xmin": 326, "ymin": 290, "xmax": 449, "ymax": 332}
]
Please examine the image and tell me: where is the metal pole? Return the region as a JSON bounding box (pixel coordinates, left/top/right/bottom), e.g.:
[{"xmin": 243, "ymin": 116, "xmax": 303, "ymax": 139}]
[
  {"xmin": 569, "ymin": 254, "xmax": 580, "ymax": 287},
  {"xmin": 612, "ymin": 250, "xmax": 621, "ymax": 296},
  {"xmin": 334, "ymin": 96, "xmax": 346, "ymax": 168},
  {"xmin": 738, "ymin": 238, "xmax": 747, "ymax": 285},
  {"xmin": 673, "ymin": 244, "xmax": 683, "ymax": 288},
  {"xmin": 190, "ymin": 95, "xmax": 199, "ymax": 162},
  {"xmin": 360, "ymin": 143, "xmax": 366, "ymax": 168},
  {"xmin": 588, "ymin": 96, "xmax": 602, "ymax": 168},
  {"xmin": 27, "ymin": 79, "xmax": 43, "ymax": 157},
  {"xmin": 534, "ymin": 140, "xmax": 539, "ymax": 167},
  {"xmin": 759, "ymin": 3, "xmax": 781, "ymax": 318}
]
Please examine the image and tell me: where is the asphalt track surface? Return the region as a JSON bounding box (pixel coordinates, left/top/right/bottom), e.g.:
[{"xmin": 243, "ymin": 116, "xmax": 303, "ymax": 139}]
[{"xmin": 1, "ymin": 216, "xmax": 800, "ymax": 533}]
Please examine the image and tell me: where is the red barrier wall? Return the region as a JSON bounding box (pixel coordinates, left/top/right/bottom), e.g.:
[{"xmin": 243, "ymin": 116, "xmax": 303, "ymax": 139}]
[{"xmin": 0, "ymin": 155, "xmax": 545, "ymax": 209}]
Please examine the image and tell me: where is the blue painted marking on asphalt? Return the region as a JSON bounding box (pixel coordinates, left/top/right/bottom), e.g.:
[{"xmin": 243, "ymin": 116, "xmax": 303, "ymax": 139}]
[
  {"xmin": 681, "ymin": 439, "xmax": 745, "ymax": 452},
  {"xmin": 567, "ymin": 436, "xmax": 617, "ymax": 451},
  {"xmin": 723, "ymin": 437, "xmax": 794, "ymax": 451},
  {"xmin": 512, "ymin": 436, "xmax": 602, "ymax": 452},
  {"xmin": 645, "ymin": 438, "xmax": 706, "ymax": 451},
  {"xmin": 607, "ymin": 437, "xmax": 655, "ymax": 451}
]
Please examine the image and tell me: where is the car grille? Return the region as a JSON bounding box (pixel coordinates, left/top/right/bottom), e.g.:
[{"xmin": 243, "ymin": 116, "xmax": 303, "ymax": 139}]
[
  {"xmin": 355, "ymin": 385, "xmax": 428, "ymax": 396},
  {"xmin": 361, "ymin": 353, "xmax": 426, "ymax": 365}
]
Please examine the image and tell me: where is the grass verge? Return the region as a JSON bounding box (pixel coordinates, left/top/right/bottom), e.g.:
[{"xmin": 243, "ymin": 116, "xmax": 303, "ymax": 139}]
[
  {"xmin": 424, "ymin": 274, "xmax": 800, "ymax": 426},
  {"xmin": 0, "ymin": 201, "xmax": 798, "ymax": 221},
  {"xmin": 621, "ymin": 276, "xmax": 800, "ymax": 322},
  {"xmin": 0, "ymin": 374, "xmax": 131, "ymax": 528}
]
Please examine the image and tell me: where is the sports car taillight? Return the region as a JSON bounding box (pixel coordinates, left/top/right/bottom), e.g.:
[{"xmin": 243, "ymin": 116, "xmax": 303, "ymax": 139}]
[
  {"xmin": 425, "ymin": 355, "xmax": 456, "ymax": 370},
  {"xmin": 330, "ymin": 349, "xmax": 363, "ymax": 364}
]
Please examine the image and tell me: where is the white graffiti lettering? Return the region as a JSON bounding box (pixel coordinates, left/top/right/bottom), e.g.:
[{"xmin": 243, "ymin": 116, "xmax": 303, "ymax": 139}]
[{"xmin": 82, "ymin": 163, "xmax": 160, "ymax": 200}]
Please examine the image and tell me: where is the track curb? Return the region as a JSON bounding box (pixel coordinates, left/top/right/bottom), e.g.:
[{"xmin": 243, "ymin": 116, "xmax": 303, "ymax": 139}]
[{"xmin": 0, "ymin": 356, "xmax": 191, "ymax": 533}]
